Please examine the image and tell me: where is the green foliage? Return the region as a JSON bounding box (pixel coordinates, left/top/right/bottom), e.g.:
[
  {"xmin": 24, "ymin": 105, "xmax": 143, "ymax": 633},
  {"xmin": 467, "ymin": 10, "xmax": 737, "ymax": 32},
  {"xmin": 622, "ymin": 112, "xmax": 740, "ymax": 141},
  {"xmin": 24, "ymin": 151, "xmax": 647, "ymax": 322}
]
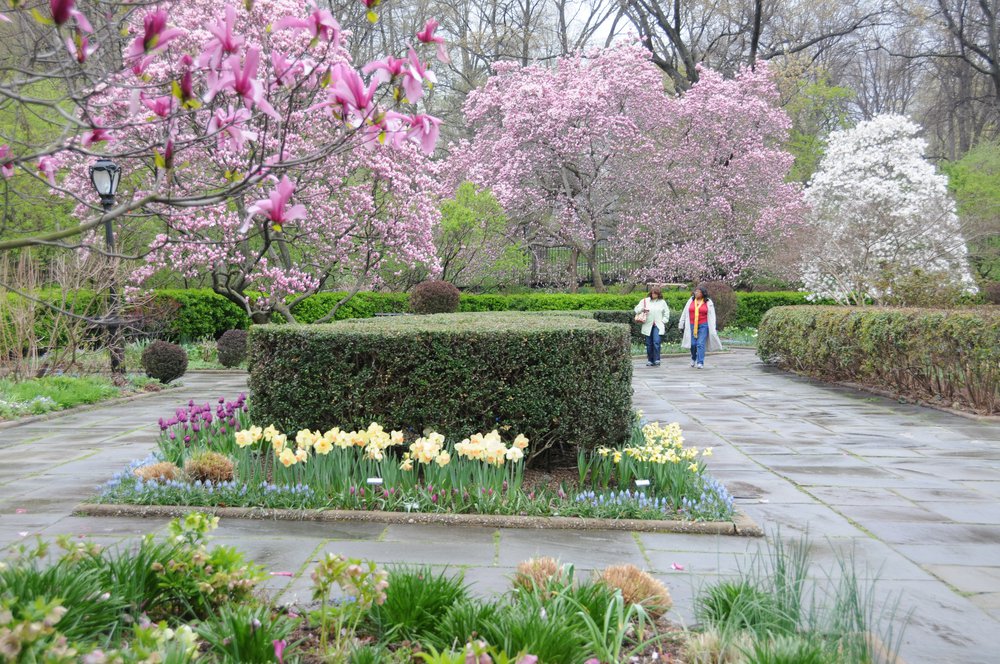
[
  {"xmin": 695, "ymin": 580, "xmax": 787, "ymax": 636},
  {"xmin": 0, "ymin": 375, "xmax": 119, "ymax": 418},
  {"xmin": 289, "ymin": 291, "xmax": 410, "ymax": 323},
  {"xmin": 426, "ymin": 599, "xmax": 502, "ymax": 651},
  {"xmin": 151, "ymin": 289, "xmax": 250, "ymax": 341},
  {"xmin": 216, "ymin": 329, "xmax": 248, "ymax": 367},
  {"xmin": 744, "ymin": 635, "xmax": 833, "ymax": 664},
  {"xmin": 195, "ymin": 604, "xmax": 299, "ymax": 663},
  {"xmin": 781, "ymin": 73, "xmax": 853, "ymax": 184},
  {"xmin": 943, "ymin": 140, "xmax": 1000, "ymax": 282},
  {"xmin": 411, "ymin": 280, "xmax": 462, "ymax": 314},
  {"xmin": 758, "ymin": 305, "xmax": 1000, "ymax": 413},
  {"xmin": 247, "ymin": 313, "xmax": 633, "ymax": 462},
  {"xmin": 141, "ymin": 340, "xmax": 189, "ymax": 384},
  {"xmin": 368, "ymin": 566, "xmax": 471, "ymax": 643}
]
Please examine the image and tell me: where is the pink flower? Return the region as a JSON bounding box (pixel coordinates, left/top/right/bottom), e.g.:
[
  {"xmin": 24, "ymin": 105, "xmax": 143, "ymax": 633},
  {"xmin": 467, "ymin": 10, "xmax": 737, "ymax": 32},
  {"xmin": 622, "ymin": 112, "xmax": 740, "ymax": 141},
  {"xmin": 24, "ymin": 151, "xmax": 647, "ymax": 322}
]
[
  {"xmin": 82, "ymin": 124, "xmax": 112, "ymax": 147},
  {"xmin": 670, "ymin": 562, "xmax": 684, "ymax": 571},
  {"xmin": 50, "ymin": 0, "xmax": 90, "ymax": 31},
  {"xmin": 127, "ymin": 9, "xmax": 185, "ymax": 74},
  {"xmin": 405, "ymin": 113, "xmax": 441, "ymax": 154},
  {"xmin": 362, "ymin": 55, "xmax": 405, "ymax": 86},
  {"xmin": 37, "ymin": 157, "xmax": 57, "ymax": 187},
  {"xmin": 207, "ymin": 106, "xmax": 257, "ymax": 152},
  {"xmin": 200, "ymin": 5, "xmax": 244, "ymax": 69},
  {"xmin": 515, "ymin": 657, "xmax": 538, "ymax": 664},
  {"xmin": 401, "ymin": 47, "xmax": 436, "ymax": 103},
  {"xmin": 275, "ymin": 7, "xmax": 340, "ymax": 43},
  {"xmin": 207, "ymin": 48, "xmax": 280, "ymax": 120},
  {"xmin": 141, "ymin": 94, "xmax": 174, "ymax": 118},
  {"xmin": 65, "ymin": 29, "xmax": 97, "ymax": 63},
  {"xmin": 242, "ymin": 176, "xmax": 306, "ymax": 233},
  {"xmin": 273, "ymin": 639, "xmax": 287, "ymax": 664},
  {"xmin": 176, "ymin": 55, "xmax": 196, "ymax": 106},
  {"xmin": 416, "ymin": 19, "xmax": 449, "ymax": 63},
  {"xmin": 0, "ymin": 144, "xmax": 14, "ymax": 178}
]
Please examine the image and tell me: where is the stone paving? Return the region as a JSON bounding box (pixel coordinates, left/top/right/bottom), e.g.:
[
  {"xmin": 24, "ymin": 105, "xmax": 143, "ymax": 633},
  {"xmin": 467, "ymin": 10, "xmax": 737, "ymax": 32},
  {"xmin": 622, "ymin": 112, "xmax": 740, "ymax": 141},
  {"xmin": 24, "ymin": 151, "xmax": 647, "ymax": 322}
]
[{"xmin": 1, "ymin": 354, "xmax": 999, "ymax": 662}]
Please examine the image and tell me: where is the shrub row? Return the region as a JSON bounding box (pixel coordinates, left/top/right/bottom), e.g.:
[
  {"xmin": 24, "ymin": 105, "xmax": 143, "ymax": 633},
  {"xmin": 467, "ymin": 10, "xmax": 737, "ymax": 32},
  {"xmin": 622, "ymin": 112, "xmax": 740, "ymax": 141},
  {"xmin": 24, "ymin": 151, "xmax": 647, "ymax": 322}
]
[
  {"xmin": 4, "ymin": 289, "xmax": 813, "ymax": 344},
  {"xmin": 247, "ymin": 312, "xmax": 634, "ymax": 464},
  {"xmin": 757, "ymin": 306, "xmax": 1000, "ymax": 414}
]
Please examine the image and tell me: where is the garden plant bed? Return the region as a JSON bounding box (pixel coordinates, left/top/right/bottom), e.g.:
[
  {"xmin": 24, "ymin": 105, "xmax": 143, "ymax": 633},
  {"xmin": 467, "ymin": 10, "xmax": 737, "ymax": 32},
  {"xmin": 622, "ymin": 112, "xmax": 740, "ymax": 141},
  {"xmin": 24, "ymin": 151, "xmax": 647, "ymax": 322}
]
[
  {"xmin": 0, "ymin": 376, "xmax": 176, "ymax": 428},
  {"xmin": 75, "ymin": 502, "xmax": 764, "ymax": 536},
  {"xmin": 94, "ymin": 395, "xmax": 741, "ymax": 526}
]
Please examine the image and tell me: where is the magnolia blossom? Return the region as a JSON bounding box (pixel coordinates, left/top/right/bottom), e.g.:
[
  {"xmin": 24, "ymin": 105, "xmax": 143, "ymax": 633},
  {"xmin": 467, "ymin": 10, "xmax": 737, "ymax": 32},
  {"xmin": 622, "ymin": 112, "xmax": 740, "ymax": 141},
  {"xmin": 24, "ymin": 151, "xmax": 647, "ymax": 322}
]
[
  {"xmin": 127, "ymin": 9, "xmax": 185, "ymax": 74},
  {"xmin": 207, "ymin": 106, "xmax": 257, "ymax": 151},
  {"xmin": 0, "ymin": 145, "xmax": 13, "ymax": 178},
  {"xmin": 416, "ymin": 19, "xmax": 449, "ymax": 63},
  {"xmin": 243, "ymin": 175, "xmax": 306, "ymax": 232},
  {"xmin": 800, "ymin": 114, "xmax": 976, "ymax": 303}
]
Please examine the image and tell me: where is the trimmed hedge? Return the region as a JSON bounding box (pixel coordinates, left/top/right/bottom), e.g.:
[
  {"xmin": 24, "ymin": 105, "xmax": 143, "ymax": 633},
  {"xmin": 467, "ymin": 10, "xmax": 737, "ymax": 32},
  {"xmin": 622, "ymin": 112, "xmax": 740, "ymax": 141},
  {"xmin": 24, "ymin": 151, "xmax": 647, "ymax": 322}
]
[
  {"xmin": 758, "ymin": 306, "xmax": 1000, "ymax": 414},
  {"xmin": 247, "ymin": 313, "xmax": 633, "ymax": 463},
  {"xmin": 4, "ymin": 289, "xmax": 813, "ymax": 345}
]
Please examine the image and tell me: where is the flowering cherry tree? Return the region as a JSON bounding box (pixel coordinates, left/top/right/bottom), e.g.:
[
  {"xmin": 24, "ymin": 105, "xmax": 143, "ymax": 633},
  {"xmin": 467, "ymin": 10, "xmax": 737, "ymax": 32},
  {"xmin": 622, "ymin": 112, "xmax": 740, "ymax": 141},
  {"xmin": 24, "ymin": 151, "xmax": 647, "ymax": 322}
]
[
  {"xmin": 800, "ymin": 115, "xmax": 977, "ymax": 304},
  {"xmin": 0, "ymin": 0, "xmax": 447, "ymax": 322},
  {"xmin": 451, "ymin": 46, "xmax": 804, "ymax": 289}
]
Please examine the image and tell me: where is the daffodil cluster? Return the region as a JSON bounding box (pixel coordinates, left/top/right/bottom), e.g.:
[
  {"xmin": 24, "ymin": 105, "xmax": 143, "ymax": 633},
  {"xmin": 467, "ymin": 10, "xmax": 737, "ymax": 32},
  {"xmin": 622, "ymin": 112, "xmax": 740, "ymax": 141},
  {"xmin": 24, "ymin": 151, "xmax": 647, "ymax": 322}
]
[
  {"xmin": 402, "ymin": 431, "xmax": 450, "ymax": 470},
  {"xmin": 236, "ymin": 422, "xmax": 407, "ymax": 468},
  {"xmin": 596, "ymin": 421, "xmax": 711, "ymax": 472},
  {"xmin": 455, "ymin": 431, "xmax": 529, "ymax": 466}
]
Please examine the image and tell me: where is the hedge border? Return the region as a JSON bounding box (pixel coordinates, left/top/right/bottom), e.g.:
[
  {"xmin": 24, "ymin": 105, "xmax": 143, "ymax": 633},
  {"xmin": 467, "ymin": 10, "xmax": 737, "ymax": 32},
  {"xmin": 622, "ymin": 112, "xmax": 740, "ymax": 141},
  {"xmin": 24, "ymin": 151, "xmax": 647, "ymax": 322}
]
[{"xmin": 74, "ymin": 503, "xmax": 764, "ymax": 537}]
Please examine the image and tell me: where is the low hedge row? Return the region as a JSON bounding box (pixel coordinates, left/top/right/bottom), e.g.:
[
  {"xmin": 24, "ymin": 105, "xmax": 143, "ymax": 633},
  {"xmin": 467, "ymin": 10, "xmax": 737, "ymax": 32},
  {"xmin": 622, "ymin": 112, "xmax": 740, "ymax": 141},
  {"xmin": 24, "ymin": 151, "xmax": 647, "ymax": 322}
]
[
  {"xmin": 247, "ymin": 313, "xmax": 634, "ymax": 464},
  {"xmin": 758, "ymin": 306, "xmax": 1000, "ymax": 414},
  {"xmin": 5, "ymin": 289, "xmax": 812, "ymax": 344}
]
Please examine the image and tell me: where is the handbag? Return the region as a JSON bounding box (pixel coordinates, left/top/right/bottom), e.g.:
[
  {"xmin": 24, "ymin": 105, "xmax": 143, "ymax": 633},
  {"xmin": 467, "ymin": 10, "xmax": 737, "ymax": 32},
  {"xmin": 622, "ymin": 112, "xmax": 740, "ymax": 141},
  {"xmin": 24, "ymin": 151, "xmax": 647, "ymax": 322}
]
[{"xmin": 634, "ymin": 298, "xmax": 649, "ymax": 324}]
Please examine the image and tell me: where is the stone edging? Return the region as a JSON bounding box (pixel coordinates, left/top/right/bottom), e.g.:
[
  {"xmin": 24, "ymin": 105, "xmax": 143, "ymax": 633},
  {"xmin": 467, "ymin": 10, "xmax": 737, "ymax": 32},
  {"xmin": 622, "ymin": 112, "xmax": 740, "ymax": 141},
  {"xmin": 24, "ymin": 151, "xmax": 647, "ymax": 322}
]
[
  {"xmin": 0, "ymin": 386, "xmax": 181, "ymax": 431},
  {"xmin": 74, "ymin": 503, "xmax": 764, "ymax": 537}
]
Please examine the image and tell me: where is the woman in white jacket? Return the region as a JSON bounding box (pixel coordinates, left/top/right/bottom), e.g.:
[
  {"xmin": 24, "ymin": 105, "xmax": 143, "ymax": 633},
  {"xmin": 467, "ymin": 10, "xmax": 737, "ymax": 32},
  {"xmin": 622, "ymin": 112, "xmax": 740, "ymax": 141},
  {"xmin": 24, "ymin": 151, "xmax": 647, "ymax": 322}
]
[
  {"xmin": 633, "ymin": 286, "xmax": 669, "ymax": 367},
  {"xmin": 678, "ymin": 285, "xmax": 723, "ymax": 368}
]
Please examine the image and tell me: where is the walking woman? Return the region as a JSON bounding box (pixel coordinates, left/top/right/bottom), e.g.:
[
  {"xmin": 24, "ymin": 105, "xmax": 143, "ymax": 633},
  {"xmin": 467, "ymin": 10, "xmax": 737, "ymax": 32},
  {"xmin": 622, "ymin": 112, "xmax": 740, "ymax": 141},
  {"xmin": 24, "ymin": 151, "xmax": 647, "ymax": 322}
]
[
  {"xmin": 679, "ymin": 284, "xmax": 723, "ymax": 368},
  {"xmin": 634, "ymin": 286, "xmax": 670, "ymax": 367}
]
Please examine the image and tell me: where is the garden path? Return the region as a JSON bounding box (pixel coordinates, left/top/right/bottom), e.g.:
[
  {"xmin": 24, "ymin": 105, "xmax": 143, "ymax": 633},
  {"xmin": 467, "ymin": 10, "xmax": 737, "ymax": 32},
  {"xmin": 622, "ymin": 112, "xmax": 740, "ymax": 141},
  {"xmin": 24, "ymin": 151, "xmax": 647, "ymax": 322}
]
[{"xmin": 0, "ymin": 356, "xmax": 998, "ymax": 663}]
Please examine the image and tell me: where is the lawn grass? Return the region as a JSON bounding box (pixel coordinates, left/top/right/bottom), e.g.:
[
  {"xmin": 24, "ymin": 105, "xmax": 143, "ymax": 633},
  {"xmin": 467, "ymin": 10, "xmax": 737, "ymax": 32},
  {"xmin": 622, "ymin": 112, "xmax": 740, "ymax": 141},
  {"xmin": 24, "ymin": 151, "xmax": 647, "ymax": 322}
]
[{"xmin": 0, "ymin": 374, "xmax": 163, "ymax": 420}]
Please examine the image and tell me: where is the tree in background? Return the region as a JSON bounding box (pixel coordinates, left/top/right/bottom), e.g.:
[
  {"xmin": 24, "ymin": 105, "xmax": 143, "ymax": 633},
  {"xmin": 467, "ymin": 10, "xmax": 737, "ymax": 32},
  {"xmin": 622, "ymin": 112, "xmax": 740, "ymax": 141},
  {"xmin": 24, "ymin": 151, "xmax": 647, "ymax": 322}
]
[
  {"xmin": 800, "ymin": 115, "xmax": 977, "ymax": 304},
  {"xmin": 944, "ymin": 140, "xmax": 1000, "ymax": 283},
  {"xmin": 434, "ymin": 182, "xmax": 528, "ymax": 289},
  {"xmin": 0, "ymin": 0, "xmax": 447, "ymax": 325}
]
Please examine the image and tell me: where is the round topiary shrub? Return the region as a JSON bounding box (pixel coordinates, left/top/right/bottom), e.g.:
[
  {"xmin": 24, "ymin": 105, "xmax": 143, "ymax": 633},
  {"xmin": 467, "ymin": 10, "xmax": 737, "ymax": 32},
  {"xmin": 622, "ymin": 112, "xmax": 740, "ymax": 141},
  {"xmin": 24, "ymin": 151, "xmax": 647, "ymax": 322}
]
[
  {"xmin": 184, "ymin": 451, "xmax": 235, "ymax": 484},
  {"xmin": 216, "ymin": 329, "xmax": 249, "ymax": 368},
  {"xmin": 985, "ymin": 281, "xmax": 1000, "ymax": 305},
  {"xmin": 698, "ymin": 281, "xmax": 736, "ymax": 330},
  {"xmin": 410, "ymin": 280, "xmax": 461, "ymax": 314},
  {"xmin": 141, "ymin": 340, "xmax": 188, "ymax": 384}
]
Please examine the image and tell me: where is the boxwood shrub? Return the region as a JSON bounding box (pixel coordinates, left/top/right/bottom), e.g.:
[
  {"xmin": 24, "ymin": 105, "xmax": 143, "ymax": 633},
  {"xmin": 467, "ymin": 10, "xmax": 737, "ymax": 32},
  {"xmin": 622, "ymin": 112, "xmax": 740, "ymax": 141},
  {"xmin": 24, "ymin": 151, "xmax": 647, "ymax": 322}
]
[
  {"xmin": 247, "ymin": 313, "xmax": 633, "ymax": 463},
  {"xmin": 758, "ymin": 306, "xmax": 1000, "ymax": 414}
]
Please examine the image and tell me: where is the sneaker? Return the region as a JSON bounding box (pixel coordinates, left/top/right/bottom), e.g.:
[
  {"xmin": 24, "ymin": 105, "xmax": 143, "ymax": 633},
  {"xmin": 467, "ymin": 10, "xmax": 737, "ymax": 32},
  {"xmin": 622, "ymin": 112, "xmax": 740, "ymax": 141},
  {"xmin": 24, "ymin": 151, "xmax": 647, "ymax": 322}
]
[
  {"xmin": 646, "ymin": 361, "xmax": 654, "ymax": 367},
  {"xmin": 690, "ymin": 360, "xmax": 696, "ymax": 368},
  {"xmin": 654, "ymin": 361, "xmax": 661, "ymax": 366},
  {"xmin": 696, "ymin": 363, "xmax": 704, "ymax": 369}
]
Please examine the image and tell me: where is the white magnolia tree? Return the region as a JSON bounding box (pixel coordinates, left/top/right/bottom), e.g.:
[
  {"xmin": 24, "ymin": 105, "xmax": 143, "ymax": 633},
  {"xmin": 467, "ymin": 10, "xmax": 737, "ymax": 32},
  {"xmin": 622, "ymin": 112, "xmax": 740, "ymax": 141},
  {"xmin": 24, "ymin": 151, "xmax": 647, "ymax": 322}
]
[{"xmin": 800, "ymin": 114, "xmax": 977, "ymax": 304}]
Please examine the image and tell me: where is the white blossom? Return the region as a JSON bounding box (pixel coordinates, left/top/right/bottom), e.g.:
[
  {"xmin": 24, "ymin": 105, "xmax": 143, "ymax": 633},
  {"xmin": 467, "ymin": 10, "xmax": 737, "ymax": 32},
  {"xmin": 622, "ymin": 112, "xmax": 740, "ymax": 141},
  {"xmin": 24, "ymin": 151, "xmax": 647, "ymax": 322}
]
[{"xmin": 800, "ymin": 114, "xmax": 976, "ymax": 304}]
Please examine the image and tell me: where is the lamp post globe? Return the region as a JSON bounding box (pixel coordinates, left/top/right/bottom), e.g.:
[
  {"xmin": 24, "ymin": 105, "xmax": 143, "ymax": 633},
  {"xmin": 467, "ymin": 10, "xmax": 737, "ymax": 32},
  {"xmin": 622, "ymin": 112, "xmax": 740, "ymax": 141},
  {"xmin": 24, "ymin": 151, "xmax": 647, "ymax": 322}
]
[{"xmin": 88, "ymin": 158, "xmax": 121, "ymax": 208}]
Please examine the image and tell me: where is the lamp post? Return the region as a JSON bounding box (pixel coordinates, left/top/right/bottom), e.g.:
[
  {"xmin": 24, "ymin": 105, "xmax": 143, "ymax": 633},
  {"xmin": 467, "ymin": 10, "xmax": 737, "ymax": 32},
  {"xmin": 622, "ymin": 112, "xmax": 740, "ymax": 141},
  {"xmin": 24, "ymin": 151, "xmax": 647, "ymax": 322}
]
[{"xmin": 88, "ymin": 158, "xmax": 124, "ymax": 379}]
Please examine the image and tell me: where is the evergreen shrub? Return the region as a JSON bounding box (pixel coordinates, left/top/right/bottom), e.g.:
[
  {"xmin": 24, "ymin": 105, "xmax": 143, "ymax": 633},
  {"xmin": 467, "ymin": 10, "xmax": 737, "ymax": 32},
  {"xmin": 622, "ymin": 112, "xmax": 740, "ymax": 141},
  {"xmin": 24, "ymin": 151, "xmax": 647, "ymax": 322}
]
[
  {"xmin": 758, "ymin": 306, "xmax": 1000, "ymax": 414},
  {"xmin": 410, "ymin": 280, "xmax": 461, "ymax": 314},
  {"xmin": 247, "ymin": 313, "xmax": 633, "ymax": 463},
  {"xmin": 141, "ymin": 340, "xmax": 188, "ymax": 384},
  {"xmin": 216, "ymin": 329, "xmax": 248, "ymax": 367}
]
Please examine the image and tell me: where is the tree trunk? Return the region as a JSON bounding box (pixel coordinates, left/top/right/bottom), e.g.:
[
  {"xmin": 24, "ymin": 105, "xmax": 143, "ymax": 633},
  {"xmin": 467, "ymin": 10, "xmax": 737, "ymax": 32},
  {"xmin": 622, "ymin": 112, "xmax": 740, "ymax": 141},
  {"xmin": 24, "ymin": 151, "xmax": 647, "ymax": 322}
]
[
  {"xmin": 251, "ymin": 312, "xmax": 271, "ymax": 325},
  {"xmin": 566, "ymin": 247, "xmax": 580, "ymax": 293},
  {"xmin": 590, "ymin": 244, "xmax": 606, "ymax": 292}
]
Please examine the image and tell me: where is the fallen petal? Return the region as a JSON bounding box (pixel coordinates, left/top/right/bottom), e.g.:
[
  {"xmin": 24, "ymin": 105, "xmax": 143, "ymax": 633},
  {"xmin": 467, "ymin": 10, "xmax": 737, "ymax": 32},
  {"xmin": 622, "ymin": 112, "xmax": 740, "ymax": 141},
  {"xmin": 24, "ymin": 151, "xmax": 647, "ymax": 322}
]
[
  {"xmin": 671, "ymin": 562, "xmax": 685, "ymax": 571},
  {"xmin": 270, "ymin": 571, "xmax": 294, "ymax": 577}
]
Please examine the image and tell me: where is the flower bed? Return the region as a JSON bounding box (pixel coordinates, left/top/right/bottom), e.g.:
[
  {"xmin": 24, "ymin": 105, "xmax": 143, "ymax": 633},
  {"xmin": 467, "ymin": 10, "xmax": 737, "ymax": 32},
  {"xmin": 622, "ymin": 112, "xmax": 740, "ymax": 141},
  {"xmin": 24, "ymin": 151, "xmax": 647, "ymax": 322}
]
[{"xmin": 95, "ymin": 396, "xmax": 735, "ymax": 522}]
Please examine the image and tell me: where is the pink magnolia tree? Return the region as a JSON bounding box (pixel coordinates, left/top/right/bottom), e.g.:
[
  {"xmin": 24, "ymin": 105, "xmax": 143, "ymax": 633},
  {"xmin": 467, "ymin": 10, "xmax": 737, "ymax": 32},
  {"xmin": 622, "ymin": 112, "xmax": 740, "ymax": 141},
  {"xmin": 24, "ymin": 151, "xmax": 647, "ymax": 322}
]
[
  {"xmin": 0, "ymin": 0, "xmax": 447, "ymax": 322},
  {"xmin": 451, "ymin": 45, "xmax": 805, "ymax": 288}
]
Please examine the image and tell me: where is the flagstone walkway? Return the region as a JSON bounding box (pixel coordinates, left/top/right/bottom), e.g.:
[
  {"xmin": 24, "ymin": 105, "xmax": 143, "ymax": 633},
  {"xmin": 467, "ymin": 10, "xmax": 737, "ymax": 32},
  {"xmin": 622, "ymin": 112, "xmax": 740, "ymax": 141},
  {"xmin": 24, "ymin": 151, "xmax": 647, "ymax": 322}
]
[{"xmin": 1, "ymin": 354, "xmax": 998, "ymax": 663}]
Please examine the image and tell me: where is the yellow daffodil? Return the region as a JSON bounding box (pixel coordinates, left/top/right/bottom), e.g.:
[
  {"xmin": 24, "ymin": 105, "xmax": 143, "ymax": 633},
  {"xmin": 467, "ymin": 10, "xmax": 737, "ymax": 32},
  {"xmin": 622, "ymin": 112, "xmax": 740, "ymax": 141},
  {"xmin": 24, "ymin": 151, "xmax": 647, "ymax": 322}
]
[
  {"xmin": 295, "ymin": 449, "xmax": 309, "ymax": 463},
  {"xmin": 314, "ymin": 437, "xmax": 333, "ymax": 455},
  {"xmin": 513, "ymin": 434, "xmax": 529, "ymax": 450},
  {"xmin": 234, "ymin": 430, "xmax": 254, "ymax": 448},
  {"xmin": 390, "ymin": 430, "xmax": 405, "ymax": 445},
  {"xmin": 612, "ymin": 451, "xmax": 622, "ymax": 464},
  {"xmin": 278, "ymin": 448, "xmax": 297, "ymax": 467},
  {"xmin": 688, "ymin": 462, "xmax": 699, "ymax": 473},
  {"xmin": 702, "ymin": 447, "xmax": 713, "ymax": 457},
  {"xmin": 435, "ymin": 451, "xmax": 451, "ymax": 467},
  {"xmin": 505, "ymin": 446, "xmax": 524, "ymax": 462},
  {"xmin": 272, "ymin": 433, "xmax": 288, "ymax": 453},
  {"xmin": 249, "ymin": 425, "xmax": 263, "ymax": 442},
  {"xmin": 400, "ymin": 458, "xmax": 413, "ymax": 471},
  {"xmin": 262, "ymin": 424, "xmax": 279, "ymax": 442}
]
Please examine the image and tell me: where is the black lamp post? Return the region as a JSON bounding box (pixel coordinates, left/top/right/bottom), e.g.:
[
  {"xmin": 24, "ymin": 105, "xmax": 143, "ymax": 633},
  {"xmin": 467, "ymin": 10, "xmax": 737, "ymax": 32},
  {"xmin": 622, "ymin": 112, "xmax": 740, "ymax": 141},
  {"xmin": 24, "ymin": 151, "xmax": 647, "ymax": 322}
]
[{"xmin": 88, "ymin": 158, "xmax": 124, "ymax": 378}]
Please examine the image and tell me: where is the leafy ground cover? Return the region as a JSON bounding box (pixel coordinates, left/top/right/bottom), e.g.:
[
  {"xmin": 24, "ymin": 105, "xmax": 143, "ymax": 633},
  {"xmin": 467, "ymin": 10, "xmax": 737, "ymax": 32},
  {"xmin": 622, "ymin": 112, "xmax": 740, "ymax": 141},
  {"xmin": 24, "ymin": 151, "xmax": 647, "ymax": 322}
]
[
  {"xmin": 0, "ymin": 514, "xmax": 906, "ymax": 663},
  {"xmin": 96, "ymin": 397, "xmax": 735, "ymax": 522},
  {"xmin": 0, "ymin": 375, "xmax": 165, "ymax": 421}
]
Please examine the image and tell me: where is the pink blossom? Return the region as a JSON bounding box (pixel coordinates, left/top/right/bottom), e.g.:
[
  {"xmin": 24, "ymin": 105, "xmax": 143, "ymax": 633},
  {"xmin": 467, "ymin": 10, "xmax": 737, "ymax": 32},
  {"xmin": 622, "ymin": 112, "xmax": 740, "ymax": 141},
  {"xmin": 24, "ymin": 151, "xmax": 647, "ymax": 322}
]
[
  {"xmin": 207, "ymin": 106, "xmax": 257, "ymax": 151},
  {"xmin": 127, "ymin": 9, "xmax": 185, "ymax": 74},
  {"xmin": 362, "ymin": 55, "xmax": 405, "ymax": 86},
  {"xmin": 273, "ymin": 639, "xmax": 287, "ymax": 664},
  {"xmin": 176, "ymin": 55, "xmax": 196, "ymax": 106},
  {"xmin": 37, "ymin": 157, "xmax": 57, "ymax": 187},
  {"xmin": 141, "ymin": 94, "xmax": 175, "ymax": 118},
  {"xmin": 65, "ymin": 29, "xmax": 97, "ymax": 63},
  {"xmin": 207, "ymin": 48, "xmax": 280, "ymax": 120},
  {"xmin": 243, "ymin": 175, "xmax": 306, "ymax": 233},
  {"xmin": 0, "ymin": 146, "xmax": 13, "ymax": 179},
  {"xmin": 405, "ymin": 113, "xmax": 441, "ymax": 154},
  {"xmin": 199, "ymin": 4, "xmax": 244, "ymax": 69},
  {"xmin": 50, "ymin": 0, "xmax": 90, "ymax": 31},
  {"xmin": 82, "ymin": 124, "xmax": 112, "ymax": 147},
  {"xmin": 275, "ymin": 7, "xmax": 340, "ymax": 43},
  {"xmin": 416, "ymin": 19, "xmax": 449, "ymax": 63},
  {"xmin": 401, "ymin": 48, "xmax": 436, "ymax": 103}
]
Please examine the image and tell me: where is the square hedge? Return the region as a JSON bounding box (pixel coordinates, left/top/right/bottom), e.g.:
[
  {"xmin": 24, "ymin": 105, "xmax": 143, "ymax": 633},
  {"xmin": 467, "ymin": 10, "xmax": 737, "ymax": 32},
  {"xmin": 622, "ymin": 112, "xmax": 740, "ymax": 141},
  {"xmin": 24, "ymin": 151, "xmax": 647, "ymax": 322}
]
[{"xmin": 247, "ymin": 312, "xmax": 633, "ymax": 463}]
